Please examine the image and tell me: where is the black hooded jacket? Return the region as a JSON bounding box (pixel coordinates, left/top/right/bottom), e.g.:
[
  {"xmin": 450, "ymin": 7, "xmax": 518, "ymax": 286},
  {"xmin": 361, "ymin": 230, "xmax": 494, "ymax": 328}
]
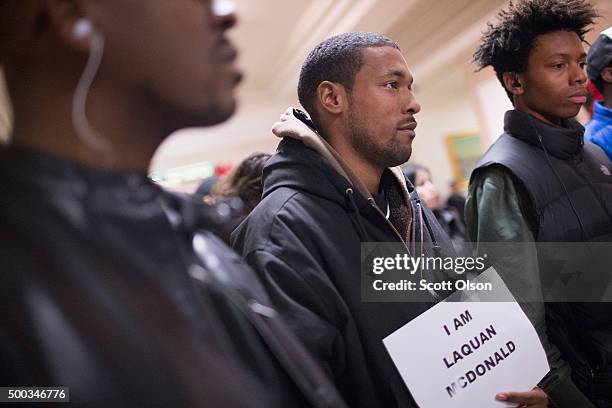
[
  {"xmin": 231, "ymin": 112, "xmax": 456, "ymax": 408},
  {"xmin": 0, "ymin": 146, "xmax": 346, "ymax": 408}
]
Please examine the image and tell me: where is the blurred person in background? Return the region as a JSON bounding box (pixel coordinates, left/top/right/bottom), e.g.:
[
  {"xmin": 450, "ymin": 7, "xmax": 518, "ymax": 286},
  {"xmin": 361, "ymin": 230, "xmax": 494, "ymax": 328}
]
[
  {"xmin": 469, "ymin": 0, "xmax": 611, "ymax": 406},
  {"xmin": 402, "ymin": 163, "xmax": 467, "ymax": 252},
  {"xmin": 585, "ymin": 26, "xmax": 612, "ymax": 160},
  {"xmin": 209, "ymin": 152, "xmax": 271, "ymax": 215},
  {"xmin": 0, "ymin": 1, "xmax": 346, "ymax": 407},
  {"xmin": 195, "ymin": 152, "xmax": 271, "ymax": 243},
  {"xmin": 586, "ymin": 80, "xmax": 604, "ymax": 116},
  {"xmin": 446, "ymin": 178, "xmax": 467, "ymax": 217},
  {"xmin": 195, "ymin": 174, "xmax": 221, "ymax": 197}
]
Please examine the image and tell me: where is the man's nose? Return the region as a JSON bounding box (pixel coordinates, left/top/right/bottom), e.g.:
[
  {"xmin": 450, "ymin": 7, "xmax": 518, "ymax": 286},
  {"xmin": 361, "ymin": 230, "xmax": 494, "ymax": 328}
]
[
  {"xmin": 404, "ymin": 93, "xmax": 421, "ymax": 115},
  {"xmin": 571, "ymin": 61, "xmax": 587, "ymax": 84}
]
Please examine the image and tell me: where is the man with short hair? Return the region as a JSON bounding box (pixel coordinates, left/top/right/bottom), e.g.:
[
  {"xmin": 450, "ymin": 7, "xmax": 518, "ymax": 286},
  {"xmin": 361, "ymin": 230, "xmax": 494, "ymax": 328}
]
[
  {"xmin": 585, "ymin": 27, "xmax": 612, "ymax": 160},
  {"xmin": 468, "ymin": 0, "xmax": 612, "ymax": 406},
  {"xmin": 232, "ymin": 32, "xmax": 460, "ymax": 408},
  {"xmin": 0, "ymin": 1, "xmax": 345, "ymax": 407}
]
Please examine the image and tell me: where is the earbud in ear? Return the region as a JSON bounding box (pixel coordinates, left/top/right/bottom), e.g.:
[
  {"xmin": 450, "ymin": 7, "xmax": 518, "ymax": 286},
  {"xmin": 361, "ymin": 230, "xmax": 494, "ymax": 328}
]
[{"xmin": 72, "ymin": 18, "xmax": 93, "ymax": 39}]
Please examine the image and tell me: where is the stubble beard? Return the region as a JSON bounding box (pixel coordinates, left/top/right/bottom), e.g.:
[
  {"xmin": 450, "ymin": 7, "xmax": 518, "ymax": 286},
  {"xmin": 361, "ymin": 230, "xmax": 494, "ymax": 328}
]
[{"xmin": 347, "ymin": 105, "xmax": 412, "ymax": 169}]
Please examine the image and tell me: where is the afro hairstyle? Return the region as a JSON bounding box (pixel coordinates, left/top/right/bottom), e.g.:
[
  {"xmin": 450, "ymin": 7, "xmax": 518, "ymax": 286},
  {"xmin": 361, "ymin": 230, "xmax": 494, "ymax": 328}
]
[{"xmin": 473, "ymin": 0, "xmax": 598, "ymax": 102}]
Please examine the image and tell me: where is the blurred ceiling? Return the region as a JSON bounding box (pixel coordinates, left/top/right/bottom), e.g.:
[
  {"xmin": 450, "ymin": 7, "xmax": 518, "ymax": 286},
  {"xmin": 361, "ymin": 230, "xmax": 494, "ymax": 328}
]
[
  {"xmin": 4, "ymin": 0, "xmax": 606, "ymax": 172},
  {"xmin": 153, "ymin": 0, "xmax": 515, "ymax": 171},
  {"xmin": 230, "ymin": 0, "xmax": 509, "ymax": 101},
  {"xmin": 226, "ymin": 0, "xmax": 611, "ymax": 101}
]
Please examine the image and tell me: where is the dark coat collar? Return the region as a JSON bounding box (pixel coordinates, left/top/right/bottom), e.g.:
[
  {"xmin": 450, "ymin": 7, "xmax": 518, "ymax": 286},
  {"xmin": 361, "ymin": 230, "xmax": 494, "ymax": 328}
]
[{"xmin": 504, "ymin": 109, "xmax": 585, "ymax": 160}]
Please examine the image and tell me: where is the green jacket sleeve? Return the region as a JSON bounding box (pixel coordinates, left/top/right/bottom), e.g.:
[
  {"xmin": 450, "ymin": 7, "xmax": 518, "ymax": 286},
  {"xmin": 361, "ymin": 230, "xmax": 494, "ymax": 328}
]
[{"xmin": 465, "ymin": 166, "xmax": 594, "ymax": 408}]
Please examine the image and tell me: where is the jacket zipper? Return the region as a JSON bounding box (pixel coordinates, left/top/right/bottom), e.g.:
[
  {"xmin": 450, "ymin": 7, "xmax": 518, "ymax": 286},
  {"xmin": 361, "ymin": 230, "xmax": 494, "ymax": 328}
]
[
  {"xmin": 367, "ymin": 197, "xmax": 410, "ymax": 250},
  {"xmin": 367, "ymin": 198, "xmax": 439, "ymax": 301}
]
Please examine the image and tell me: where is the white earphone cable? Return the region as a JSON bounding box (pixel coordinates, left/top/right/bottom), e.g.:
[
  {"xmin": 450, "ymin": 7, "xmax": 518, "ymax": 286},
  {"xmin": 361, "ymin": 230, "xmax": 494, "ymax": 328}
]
[{"xmin": 71, "ymin": 28, "xmax": 113, "ymax": 164}]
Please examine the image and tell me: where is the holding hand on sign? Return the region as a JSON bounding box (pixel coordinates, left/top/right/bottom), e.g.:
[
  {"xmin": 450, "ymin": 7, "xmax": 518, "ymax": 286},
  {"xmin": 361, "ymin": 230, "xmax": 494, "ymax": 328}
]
[{"xmin": 496, "ymin": 387, "xmax": 549, "ymax": 407}]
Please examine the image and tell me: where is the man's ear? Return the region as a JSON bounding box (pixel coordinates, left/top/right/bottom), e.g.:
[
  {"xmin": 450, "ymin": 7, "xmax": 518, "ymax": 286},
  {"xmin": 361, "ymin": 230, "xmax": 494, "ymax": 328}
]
[
  {"xmin": 42, "ymin": 0, "xmax": 93, "ymax": 52},
  {"xmin": 316, "ymin": 81, "xmax": 348, "ymax": 116},
  {"xmin": 601, "ymin": 66, "xmax": 612, "ymax": 84},
  {"xmin": 502, "ymin": 71, "xmax": 524, "ymax": 96}
]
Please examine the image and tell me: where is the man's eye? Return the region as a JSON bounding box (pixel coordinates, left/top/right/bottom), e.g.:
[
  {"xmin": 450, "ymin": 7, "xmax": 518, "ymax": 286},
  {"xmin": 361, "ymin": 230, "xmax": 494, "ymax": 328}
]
[
  {"xmin": 385, "ymin": 82, "xmax": 398, "ymax": 89},
  {"xmin": 579, "ymin": 62, "xmax": 587, "ymax": 69},
  {"xmin": 552, "ymin": 63, "xmax": 566, "ymax": 69}
]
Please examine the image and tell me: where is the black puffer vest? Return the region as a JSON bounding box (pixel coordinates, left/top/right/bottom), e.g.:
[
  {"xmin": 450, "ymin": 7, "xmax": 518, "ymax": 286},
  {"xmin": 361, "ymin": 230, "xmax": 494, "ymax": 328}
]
[
  {"xmin": 472, "ymin": 110, "xmax": 612, "ymax": 407},
  {"xmin": 473, "ymin": 110, "xmax": 612, "ymax": 242}
]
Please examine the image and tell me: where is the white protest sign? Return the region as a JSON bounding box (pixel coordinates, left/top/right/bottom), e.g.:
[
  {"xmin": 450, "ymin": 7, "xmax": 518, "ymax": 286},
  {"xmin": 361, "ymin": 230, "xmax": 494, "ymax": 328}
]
[{"xmin": 383, "ymin": 267, "xmax": 549, "ymax": 407}]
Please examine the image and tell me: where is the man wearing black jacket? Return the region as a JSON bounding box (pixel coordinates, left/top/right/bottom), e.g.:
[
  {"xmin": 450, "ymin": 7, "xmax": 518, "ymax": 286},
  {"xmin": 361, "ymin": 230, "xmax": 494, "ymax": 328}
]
[
  {"xmin": 0, "ymin": 1, "xmax": 346, "ymax": 407},
  {"xmin": 468, "ymin": 0, "xmax": 612, "ymax": 406},
  {"xmin": 231, "ymin": 32, "xmax": 460, "ymax": 408}
]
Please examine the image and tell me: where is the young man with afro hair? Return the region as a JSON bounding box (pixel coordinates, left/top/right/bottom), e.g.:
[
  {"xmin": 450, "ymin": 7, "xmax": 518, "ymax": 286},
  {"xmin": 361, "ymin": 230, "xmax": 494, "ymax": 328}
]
[{"xmin": 467, "ymin": 0, "xmax": 612, "ymax": 406}]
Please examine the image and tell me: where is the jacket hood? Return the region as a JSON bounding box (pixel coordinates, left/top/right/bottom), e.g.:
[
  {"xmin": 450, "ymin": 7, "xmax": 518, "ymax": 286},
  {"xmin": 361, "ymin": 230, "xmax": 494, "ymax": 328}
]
[{"xmin": 263, "ymin": 107, "xmax": 413, "ymax": 212}]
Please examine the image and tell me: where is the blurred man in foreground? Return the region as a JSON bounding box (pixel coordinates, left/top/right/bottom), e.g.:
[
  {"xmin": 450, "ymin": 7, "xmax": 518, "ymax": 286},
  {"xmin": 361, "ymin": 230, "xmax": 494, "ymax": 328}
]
[{"xmin": 0, "ymin": 1, "xmax": 345, "ymax": 407}]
